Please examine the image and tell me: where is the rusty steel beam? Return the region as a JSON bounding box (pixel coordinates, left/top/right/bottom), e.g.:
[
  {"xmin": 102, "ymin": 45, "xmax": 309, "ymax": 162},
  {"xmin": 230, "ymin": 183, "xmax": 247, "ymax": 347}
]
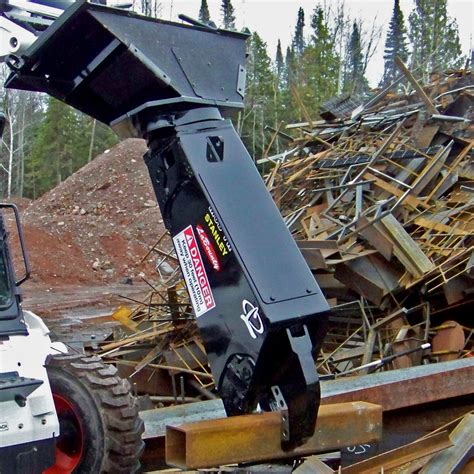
[
  {"xmin": 321, "ymin": 358, "xmax": 474, "ymax": 411},
  {"xmin": 165, "ymin": 401, "xmax": 382, "ymax": 469},
  {"xmin": 141, "ymin": 359, "xmax": 471, "ymax": 437},
  {"xmin": 140, "ymin": 360, "xmax": 472, "ymax": 470}
]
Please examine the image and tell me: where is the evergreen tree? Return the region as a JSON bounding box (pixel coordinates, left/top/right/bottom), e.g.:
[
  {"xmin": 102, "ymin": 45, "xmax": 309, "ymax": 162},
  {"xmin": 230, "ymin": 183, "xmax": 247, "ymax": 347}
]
[
  {"xmin": 285, "ymin": 46, "xmax": 296, "ymax": 87},
  {"xmin": 198, "ymin": 0, "xmax": 211, "ymax": 24},
  {"xmin": 275, "ymin": 39, "xmax": 285, "ymax": 85},
  {"xmin": 278, "ymin": 45, "xmax": 302, "ymax": 122},
  {"xmin": 310, "ymin": 5, "xmax": 339, "ymax": 80},
  {"xmin": 343, "ymin": 22, "xmax": 369, "ymax": 96},
  {"xmin": 246, "ymin": 32, "xmax": 274, "ymax": 106},
  {"xmin": 292, "ymin": 7, "xmax": 306, "ymax": 57},
  {"xmin": 75, "ymin": 114, "xmax": 118, "ymax": 163},
  {"xmin": 240, "ymin": 32, "xmax": 275, "ymax": 158},
  {"xmin": 221, "ymin": 0, "xmax": 235, "ymax": 29},
  {"xmin": 24, "ymin": 98, "xmax": 118, "ymax": 198},
  {"xmin": 296, "ymin": 5, "xmax": 339, "ymax": 112},
  {"xmin": 288, "ymin": 6, "xmax": 309, "ymax": 119},
  {"xmin": 409, "ymin": 0, "xmax": 463, "ymax": 78},
  {"xmin": 26, "ymin": 98, "xmax": 79, "ymax": 197},
  {"xmin": 382, "ymin": 0, "xmax": 409, "ymax": 86},
  {"xmin": 282, "ymin": 5, "xmax": 341, "ymax": 124}
]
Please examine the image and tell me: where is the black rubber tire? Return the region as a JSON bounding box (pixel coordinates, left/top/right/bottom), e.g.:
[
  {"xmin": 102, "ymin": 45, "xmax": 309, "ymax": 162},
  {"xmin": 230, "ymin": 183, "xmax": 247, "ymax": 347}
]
[{"xmin": 46, "ymin": 354, "xmax": 145, "ymax": 473}]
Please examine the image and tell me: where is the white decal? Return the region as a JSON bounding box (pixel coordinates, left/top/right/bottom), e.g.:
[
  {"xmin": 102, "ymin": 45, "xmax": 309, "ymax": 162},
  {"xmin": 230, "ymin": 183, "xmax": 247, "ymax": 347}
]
[
  {"xmin": 347, "ymin": 444, "xmax": 372, "ymax": 455},
  {"xmin": 240, "ymin": 300, "xmax": 265, "ymax": 339},
  {"xmin": 173, "ymin": 225, "xmax": 216, "ymax": 317}
]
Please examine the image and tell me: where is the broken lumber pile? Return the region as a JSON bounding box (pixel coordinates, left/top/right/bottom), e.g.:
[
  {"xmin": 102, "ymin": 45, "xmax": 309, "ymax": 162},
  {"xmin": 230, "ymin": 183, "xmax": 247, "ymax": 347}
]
[{"xmin": 264, "ymin": 68, "xmax": 473, "ymax": 377}]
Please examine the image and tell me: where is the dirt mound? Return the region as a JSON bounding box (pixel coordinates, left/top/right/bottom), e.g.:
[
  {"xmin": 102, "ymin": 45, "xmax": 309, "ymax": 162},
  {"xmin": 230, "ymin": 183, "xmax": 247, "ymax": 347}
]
[
  {"xmin": 5, "ymin": 196, "xmax": 33, "ymax": 211},
  {"xmin": 16, "ymin": 139, "xmax": 166, "ymax": 287}
]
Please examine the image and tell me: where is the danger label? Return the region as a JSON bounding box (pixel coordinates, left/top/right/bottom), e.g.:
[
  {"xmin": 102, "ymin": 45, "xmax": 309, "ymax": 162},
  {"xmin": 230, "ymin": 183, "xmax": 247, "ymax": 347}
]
[{"xmin": 173, "ymin": 225, "xmax": 216, "ymax": 317}]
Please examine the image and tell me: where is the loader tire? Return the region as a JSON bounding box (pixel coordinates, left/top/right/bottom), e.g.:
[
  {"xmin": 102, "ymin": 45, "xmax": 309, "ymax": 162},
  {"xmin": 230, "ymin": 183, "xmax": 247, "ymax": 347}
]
[{"xmin": 45, "ymin": 354, "xmax": 145, "ymax": 474}]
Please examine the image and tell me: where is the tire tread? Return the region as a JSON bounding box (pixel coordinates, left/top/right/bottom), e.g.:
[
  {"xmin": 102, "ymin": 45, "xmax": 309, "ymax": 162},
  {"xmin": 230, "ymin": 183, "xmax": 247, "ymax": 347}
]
[{"xmin": 48, "ymin": 355, "xmax": 145, "ymax": 473}]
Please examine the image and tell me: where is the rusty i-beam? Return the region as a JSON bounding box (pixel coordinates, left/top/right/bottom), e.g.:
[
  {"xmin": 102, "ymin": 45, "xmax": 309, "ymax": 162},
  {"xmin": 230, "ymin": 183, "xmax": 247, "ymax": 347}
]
[{"xmin": 165, "ymin": 401, "xmax": 382, "ymax": 469}]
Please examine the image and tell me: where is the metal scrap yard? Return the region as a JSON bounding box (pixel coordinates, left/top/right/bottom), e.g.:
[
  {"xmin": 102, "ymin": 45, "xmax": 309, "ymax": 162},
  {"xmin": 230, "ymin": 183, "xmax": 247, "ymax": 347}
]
[
  {"xmin": 0, "ymin": 0, "xmax": 473, "ymax": 473},
  {"xmin": 110, "ymin": 67, "xmax": 474, "ymax": 472},
  {"xmin": 9, "ymin": 65, "xmax": 472, "ymax": 473}
]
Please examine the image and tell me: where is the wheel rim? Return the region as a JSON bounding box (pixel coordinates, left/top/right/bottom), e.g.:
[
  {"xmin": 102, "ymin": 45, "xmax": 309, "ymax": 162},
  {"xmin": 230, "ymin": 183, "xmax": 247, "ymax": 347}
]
[{"xmin": 44, "ymin": 393, "xmax": 84, "ymax": 474}]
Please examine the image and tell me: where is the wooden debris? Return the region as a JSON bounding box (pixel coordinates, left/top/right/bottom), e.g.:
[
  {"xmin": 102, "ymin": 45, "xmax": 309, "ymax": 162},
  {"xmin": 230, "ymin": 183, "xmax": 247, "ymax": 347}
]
[{"xmin": 264, "ymin": 68, "xmax": 473, "ymax": 378}]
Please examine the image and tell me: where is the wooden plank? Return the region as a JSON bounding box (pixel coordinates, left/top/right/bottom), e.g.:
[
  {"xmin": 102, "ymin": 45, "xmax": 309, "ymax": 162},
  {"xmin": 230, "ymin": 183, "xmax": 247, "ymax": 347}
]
[{"xmin": 380, "ymin": 214, "xmax": 435, "ymax": 277}]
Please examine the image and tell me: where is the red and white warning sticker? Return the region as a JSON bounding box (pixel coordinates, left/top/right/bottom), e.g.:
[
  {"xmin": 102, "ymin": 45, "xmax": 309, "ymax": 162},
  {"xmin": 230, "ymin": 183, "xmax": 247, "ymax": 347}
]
[{"xmin": 173, "ymin": 225, "xmax": 216, "ymax": 317}]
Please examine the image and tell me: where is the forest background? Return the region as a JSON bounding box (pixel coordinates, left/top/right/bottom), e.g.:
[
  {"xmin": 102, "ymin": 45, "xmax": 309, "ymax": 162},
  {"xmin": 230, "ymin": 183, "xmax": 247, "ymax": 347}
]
[{"xmin": 0, "ymin": 0, "xmax": 470, "ymax": 199}]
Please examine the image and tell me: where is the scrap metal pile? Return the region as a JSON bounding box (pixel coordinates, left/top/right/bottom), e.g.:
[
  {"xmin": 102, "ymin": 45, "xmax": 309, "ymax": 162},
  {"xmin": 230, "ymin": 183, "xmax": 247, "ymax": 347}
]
[
  {"xmin": 95, "ymin": 68, "xmax": 473, "ymax": 396},
  {"xmin": 265, "ymin": 68, "xmax": 473, "ymax": 377},
  {"xmin": 85, "ymin": 67, "xmax": 473, "ymax": 471},
  {"xmin": 96, "ymin": 234, "xmax": 214, "ymax": 401}
]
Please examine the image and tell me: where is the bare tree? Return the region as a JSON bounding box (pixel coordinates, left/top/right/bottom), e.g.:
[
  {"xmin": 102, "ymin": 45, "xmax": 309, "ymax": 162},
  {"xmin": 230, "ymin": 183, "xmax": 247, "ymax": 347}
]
[
  {"xmin": 1, "ymin": 65, "xmax": 44, "ymax": 197},
  {"xmin": 132, "ymin": 0, "xmax": 161, "ymax": 18}
]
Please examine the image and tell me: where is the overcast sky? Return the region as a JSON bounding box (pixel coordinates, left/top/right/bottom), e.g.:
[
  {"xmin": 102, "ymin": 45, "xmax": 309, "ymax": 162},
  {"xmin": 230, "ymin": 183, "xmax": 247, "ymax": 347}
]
[{"xmin": 159, "ymin": 0, "xmax": 473, "ymax": 86}]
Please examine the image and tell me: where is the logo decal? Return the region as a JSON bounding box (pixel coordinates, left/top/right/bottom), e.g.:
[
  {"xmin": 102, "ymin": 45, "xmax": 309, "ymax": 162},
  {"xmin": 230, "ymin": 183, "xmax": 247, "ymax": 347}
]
[
  {"xmin": 204, "ymin": 207, "xmax": 232, "ymax": 256},
  {"xmin": 0, "ymin": 422, "xmax": 8, "ymax": 432},
  {"xmin": 196, "ymin": 225, "xmax": 220, "ymax": 271},
  {"xmin": 240, "ymin": 300, "xmax": 265, "ymax": 339},
  {"xmin": 173, "ymin": 225, "xmax": 216, "ymax": 317}
]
